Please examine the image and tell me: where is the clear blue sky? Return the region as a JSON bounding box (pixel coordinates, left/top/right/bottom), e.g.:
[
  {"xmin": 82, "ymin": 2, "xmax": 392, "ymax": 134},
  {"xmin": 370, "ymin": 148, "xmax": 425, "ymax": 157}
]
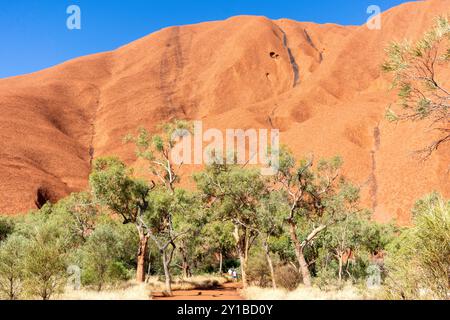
[{"xmin": 0, "ymin": 0, "xmax": 413, "ymax": 79}]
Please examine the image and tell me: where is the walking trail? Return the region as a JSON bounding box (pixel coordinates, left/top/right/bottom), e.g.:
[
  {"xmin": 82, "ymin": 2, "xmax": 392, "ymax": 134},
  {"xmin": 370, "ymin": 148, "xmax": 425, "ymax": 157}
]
[{"xmin": 151, "ymin": 282, "xmax": 244, "ymax": 300}]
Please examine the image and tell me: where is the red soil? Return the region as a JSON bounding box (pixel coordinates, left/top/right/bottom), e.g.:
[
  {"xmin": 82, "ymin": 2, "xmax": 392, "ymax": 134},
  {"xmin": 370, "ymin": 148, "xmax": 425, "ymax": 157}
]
[
  {"xmin": 0, "ymin": 0, "xmax": 449, "ymax": 222},
  {"xmin": 151, "ymin": 282, "xmax": 243, "ymax": 301}
]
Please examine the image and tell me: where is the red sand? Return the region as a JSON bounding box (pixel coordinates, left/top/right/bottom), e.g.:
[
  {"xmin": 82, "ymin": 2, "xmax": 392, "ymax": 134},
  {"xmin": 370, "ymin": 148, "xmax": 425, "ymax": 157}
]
[
  {"xmin": 152, "ymin": 282, "xmax": 243, "ymax": 301},
  {"xmin": 0, "ymin": 0, "xmax": 448, "ymax": 223}
]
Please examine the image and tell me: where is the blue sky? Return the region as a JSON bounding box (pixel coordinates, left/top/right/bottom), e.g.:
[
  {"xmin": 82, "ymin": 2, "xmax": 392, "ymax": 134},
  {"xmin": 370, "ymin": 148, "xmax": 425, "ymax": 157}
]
[{"xmin": 0, "ymin": 0, "xmax": 413, "ymax": 79}]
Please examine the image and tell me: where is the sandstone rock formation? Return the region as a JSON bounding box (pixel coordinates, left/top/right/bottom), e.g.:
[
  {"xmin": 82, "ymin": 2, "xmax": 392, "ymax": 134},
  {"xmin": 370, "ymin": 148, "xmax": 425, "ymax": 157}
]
[{"xmin": 0, "ymin": 0, "xmax": 448, "ymax": 223}]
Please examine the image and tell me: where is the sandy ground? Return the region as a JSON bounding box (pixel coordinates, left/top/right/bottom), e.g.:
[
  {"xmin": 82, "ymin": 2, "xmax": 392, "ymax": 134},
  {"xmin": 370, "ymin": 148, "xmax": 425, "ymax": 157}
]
[{"xmin": 152, "ymin": 282, "xmax": 244, "ymax": 300}]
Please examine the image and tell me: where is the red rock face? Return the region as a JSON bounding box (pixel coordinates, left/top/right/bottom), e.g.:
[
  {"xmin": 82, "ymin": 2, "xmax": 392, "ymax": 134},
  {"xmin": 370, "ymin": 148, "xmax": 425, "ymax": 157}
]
[{"xmin": 0, "ymin": 0, "xmax": 449, "ymax": 221}]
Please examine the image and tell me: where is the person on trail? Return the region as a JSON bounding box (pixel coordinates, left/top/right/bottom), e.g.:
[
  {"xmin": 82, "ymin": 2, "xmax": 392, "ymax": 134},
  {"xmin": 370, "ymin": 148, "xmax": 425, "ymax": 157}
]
[{"xmin": 232, "ymin": 269, "xmax": 238, "ymax": 282}]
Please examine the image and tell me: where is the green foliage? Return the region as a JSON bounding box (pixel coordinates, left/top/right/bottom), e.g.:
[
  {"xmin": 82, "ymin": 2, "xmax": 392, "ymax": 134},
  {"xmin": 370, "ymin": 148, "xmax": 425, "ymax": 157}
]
[
  {"xmin": 313, "ymin": 213, "xmax": 396, "ymax": 286},
  {"xmin": 90, "ymin": 157, "xmax": 149, "ymax": 224},
  {"xmin": 125, "ymin": 121, "xmax": 192, "ymax": 161},
  {"xmin": 0, "ymin": 216, "xmax": 14, "ymax": 242},
  {"xmin": 80, "ymin": 222, "xmax": 132, "ymax": 290},
  {"xmin": 21, "ymin": 220, "xmax": 71, "ymax": 300},
  {"xmin": 384, "ymin": 193, "xmax": 449, "ymax": 300},
  {"xmin": 256, "ymin": 191, "xmax": 288, "ymax": 240},
  {"xmin": 246, "ymin": 250, "xmax": 273, "ymax": 287},
  {"xmin": 383, "ymin": 15, "xmax": 450, "ymax": 155},
  {"xmin": 124, "ymin": 120, "xmax": 192, "ymax": 190},
  {"xmin": 0, "ymin": 234, "xmax": 27, "ymax": 300},
  {"xmin": 194, "ymin": 161, "xmax": 267, "ymax": 285},
  {"xmin": 194, "ymin": 163, "xmax": 266, "ymax": 227},
  {"xmin": 273, "ymin": 148, "xmax": 363, "ymax": 286},
  {"xmin": 54, "ymin": 192, "xmax": 98, "ymax": 243}
]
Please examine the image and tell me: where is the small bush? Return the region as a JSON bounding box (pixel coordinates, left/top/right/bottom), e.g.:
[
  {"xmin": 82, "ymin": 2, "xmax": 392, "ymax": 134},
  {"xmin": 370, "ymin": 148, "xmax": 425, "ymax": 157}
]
[
  {"xmin": 0, "ymin": 234, "xmax": 27, "ymax": 300},
  {"xmin": 22, "ymin": 223, "xmax": 69, "ymax": 300},
  {"xmin": 274, "ymin": 264, "xmax": 301, "ymax": 291},
  {"xmin": 384, "ymin": 193, "xmax": 449, "ymax": 300},
  {"xmin": 80, "ymin": 221, "xmax": 134, "ymax": 290},
  {"xmin": 247, "ymin": 251, "xmax": 271, "ymax": 287},
  {"xmin": 0, "ymin": 217, "xmax": 14, "ymax": 242}
]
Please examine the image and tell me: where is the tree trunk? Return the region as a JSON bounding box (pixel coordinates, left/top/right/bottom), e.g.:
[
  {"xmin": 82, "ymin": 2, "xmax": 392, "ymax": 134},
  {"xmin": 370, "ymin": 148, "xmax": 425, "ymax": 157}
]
[
  {"xmin": 146, "ymin": 249, "xmax": 152, "ymax": 282},
  {"xmin": 233, "ymin": 224, "xmax": 248, "ymax": 288},
  {"xmin": 180, "ymin": 245, "xmax": 191, "ymax": 279},
  {"xmin": 9, "ymin": 278, "xmax": 14, "ymax": 300},
  {"xmin": 338, "ymin": 253, "xmax": 343, "ymax": 284},
  {"xmin": 162, "ymin": 250, "xmax": 172, "ymax": 296},
  {"xmin": 288, "ymin": 220, "xmax": 312, "ymax": 286},
  {"xmin": 136, "ymin": 234, "xmax": 149, "ymax": 282},
  {"xmin": 219, "ymin": 251, "xmax": 223, "ymax": 275},
  {"xmin": 263, "ymin": 240, "xmax": 277, "ymax": 289},
  {"xmin": 239, "ymin": 250, "xmax": 248, "ymax": 288}
]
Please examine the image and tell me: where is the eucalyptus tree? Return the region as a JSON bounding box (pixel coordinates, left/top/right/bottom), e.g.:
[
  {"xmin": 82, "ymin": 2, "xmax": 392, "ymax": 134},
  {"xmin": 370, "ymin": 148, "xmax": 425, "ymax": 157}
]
[
  {"xmin": 383, "ymin": 16, "xmax": 450, "ymax": 156},
  {"xmin": 89, "ymin": 157, "xmax": 152, "ymax": 283},
  {"xmin": 272, "ymin": 149, "xmax": 361, "ymax": 286},
  {"xmin": 256, "ymin": 191, "xmax": 288, "ymax": 289},
  {"xmin": 194, "ymin": 161, "xmax": 267, "ymax": 288},
  {"xmin": 124, "ymin": 120, "xmax": 195, "ymax": 295}
]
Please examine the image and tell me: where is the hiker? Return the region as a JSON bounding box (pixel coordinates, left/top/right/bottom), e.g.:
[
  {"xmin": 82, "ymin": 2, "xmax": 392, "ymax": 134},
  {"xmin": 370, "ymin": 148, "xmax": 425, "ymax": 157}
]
[{"xmin": 232, "ymin": 269, "xmax": 238, "ymax": 282}]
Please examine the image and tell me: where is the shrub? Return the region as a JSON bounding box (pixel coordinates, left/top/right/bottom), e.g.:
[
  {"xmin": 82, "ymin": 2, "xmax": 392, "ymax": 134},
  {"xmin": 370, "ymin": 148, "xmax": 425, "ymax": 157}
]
[
  {"xmin": 384, "ymin": 193, "xmax": 449, "ymax": 300},
  {"xmin": 274, "ymin": 264, "xmax": 301, "ymax": 290},
  {"xmin": 0, "ymin": 217, "xmax": 14, "ymax": 242},
  {"xmin": 80, "ymin": 222, "xmax": 133, "ymax": 290},
  {"xmin": 0, "ymin": 234, "xmax": 27, "ymax": 300},
  {"xmin": 22, "ymin": 222, "xmax": 69, "ymax": 300},
  {"xmin": 247, "ymin": 251, "xmax": 272, "ymax": 288}
]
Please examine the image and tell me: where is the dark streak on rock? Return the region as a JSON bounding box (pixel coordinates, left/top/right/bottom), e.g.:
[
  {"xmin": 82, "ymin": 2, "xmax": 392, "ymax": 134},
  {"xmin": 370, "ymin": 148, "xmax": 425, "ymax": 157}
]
[{"xmin": 303, "ymin": 29, "xmax": 323, "ymax": 63}]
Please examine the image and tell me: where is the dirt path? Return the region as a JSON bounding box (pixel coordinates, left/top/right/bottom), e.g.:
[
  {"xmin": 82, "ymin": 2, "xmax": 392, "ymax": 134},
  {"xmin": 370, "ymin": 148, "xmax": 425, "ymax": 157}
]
[{"xmin": 151, "ymin": 282, "xmax": 244, "ymax": 300}]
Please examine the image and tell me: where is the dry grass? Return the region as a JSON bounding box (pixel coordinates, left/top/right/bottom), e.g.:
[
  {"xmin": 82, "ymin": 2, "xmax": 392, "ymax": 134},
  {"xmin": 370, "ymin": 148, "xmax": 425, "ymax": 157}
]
[
  {"xmin": 243, "ymin": 285, "xmax": 381, "ymax": 300},
  {"xmin": 58, "ymin": 282, "xmax": 151, "ymax": 300},
  {"xmin": 57, "ymin": 275, "xmax": 230, "ymax": 300},
  {"xmin": 147, "ymin": 275, "xmax": 229, "ymax": 292}
]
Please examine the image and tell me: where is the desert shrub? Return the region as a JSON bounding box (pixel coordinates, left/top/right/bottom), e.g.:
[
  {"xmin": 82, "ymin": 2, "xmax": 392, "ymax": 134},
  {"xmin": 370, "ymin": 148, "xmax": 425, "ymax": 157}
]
[
  {"xmin": 22, "ymin": 221, "xmax": 70, "ymax": 300},
  {"xmin": 312, "ymin": 213, "xmax": 396, "ymax": 286},
  {"xmin": 247, "ymin": 250, "xmax": 272, "ymax": 287},
  {"xmin": 80, "ymin": 222, "xmax": 131, "ymax": 290},
  {"xmin": 0, "ymin": 217, "xmax": 14, "ymax": 242},
  {"xmin": 114, "ymin": 220, "xmax": 140, "ymax": 270},
  {"xmin": 52, "ymin": 192, "xmax": 99, "ymax": 244},
  {"xmin": 0, "ymin": 234, "xmax": 27, "ymax": 300},
  {"xmin": 274, "ymin": 264, "xmax": 301, "ymax": 290},
  {"xmin": 384, "ymin": 193, "xmax": 449, "ymax": 300},
  {"xmin": 82, "ymin": 224, "xmax": 124, "ymax": 291},
  {"xmin": 315, "ymin": 266, "xmax": 339, "ymax": 289}
]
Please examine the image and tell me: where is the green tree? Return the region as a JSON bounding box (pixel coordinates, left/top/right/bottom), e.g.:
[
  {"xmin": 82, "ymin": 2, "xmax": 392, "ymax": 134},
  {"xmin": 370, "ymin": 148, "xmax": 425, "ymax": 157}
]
[
  {"xmin": 145, "ymin": 188, "xmax": 200, "ymax": 292},
  {"xmin": 383, "ymin": 16, "xmax": 450, "ymax": 156},
  {"xmin": 0, "ymin": 234, "xmax": 27, "ymax": 300},
  {"xmin": 171, "ymin": 191, "xmax": 205, "ymax": 279},
  {"xmin": 56, "ymin": 192, "xmax": 98, "ymax": 243},
  {"xmin": 256, "ymin": 191, "xmax": 288, "ymax": 289},
  {"xmin": 195, "ymin": 162, "xmax": 266, "ymax": 288},
  {"xmin": 89, "ymin": 157, "xmax": 151, "ymax": 283},
  {"xmin": 22, "ymin": 220, "xmax": 70, "ymax": 300},
  {"xmin": 273, "ymin": 149, "xmax": 361, "ymax": 286},
  {"xmin": 201, "ymin": 220, "xmax": 235, "ymax": 275},
  {"xmin": 80, "ymin": 222, "xmax": 126, "ymax": 291},
  {"xmin": 315, "ymin": 212, "xmax": 395, "ymax": 285},
  {"xmin": 384, "ymin": 193, "xmax": 449, "ymax": 300},
  {"xmin": 125, "ymin": 120, "xmax": 193, "ymax": 295}
]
